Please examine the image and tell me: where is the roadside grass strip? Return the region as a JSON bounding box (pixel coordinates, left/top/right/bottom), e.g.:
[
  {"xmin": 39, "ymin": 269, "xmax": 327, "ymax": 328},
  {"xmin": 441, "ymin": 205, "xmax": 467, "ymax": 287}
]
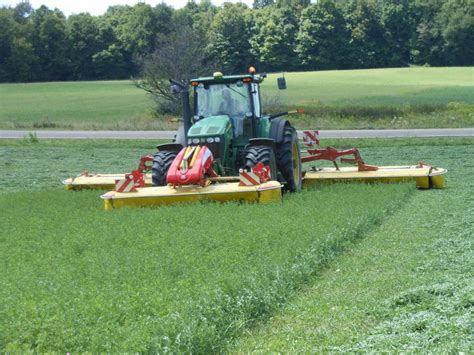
[
  {"xmin": 231, "ymin": 144, "xmax": 473, "ymax": 352},
  {"xmin": 0, "ymin": 183, "xmax": 411, "ymax": 351}
]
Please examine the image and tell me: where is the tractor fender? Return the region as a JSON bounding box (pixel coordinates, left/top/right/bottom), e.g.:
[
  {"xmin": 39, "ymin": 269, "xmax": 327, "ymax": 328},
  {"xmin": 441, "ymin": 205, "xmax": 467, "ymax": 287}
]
[
  {"xmin": 156, "ymin": 143, "xmax": 183, "ymax": 152},
  {"xmin": 247, "ymin": 138, "xmax": 276, "ymax": 149},
  {"xmin": 269, "ymin": 118, "xmax": 291, "ymax": 144}
]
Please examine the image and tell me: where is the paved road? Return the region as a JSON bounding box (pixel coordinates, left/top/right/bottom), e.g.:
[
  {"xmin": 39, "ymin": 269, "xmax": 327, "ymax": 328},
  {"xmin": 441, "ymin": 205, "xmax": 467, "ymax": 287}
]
[{"xmin": 1, "ymin": 128, "xmax": 473, "ymax": 140}]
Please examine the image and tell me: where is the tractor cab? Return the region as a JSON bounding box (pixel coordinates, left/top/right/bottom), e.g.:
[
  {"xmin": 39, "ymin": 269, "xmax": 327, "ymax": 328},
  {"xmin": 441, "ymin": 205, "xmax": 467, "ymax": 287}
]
[
  {"xmin": 191, "ymin": 71, "xmax": 266, "ymax": 140},
  {"xmin": 182, "ymin": 71, "xmax": 268, "ymax": 175}
]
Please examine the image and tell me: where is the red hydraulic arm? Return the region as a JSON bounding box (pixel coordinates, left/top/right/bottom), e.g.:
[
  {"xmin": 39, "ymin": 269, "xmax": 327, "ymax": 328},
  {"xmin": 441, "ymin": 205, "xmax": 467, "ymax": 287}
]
[
  {"xmin": 301, "ymin": 130, "xmax": 378, "ymax": 172},
  {"xmin": 302, "ymin": 147, "xmax": 378, "ymax": 171},
  {"xmin": 138, "ymin": 155, "xmax": 154, "ymax": 172}
]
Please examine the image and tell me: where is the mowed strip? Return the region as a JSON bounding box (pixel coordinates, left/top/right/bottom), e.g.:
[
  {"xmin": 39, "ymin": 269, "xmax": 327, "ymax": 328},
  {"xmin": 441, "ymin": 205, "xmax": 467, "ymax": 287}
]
[{"xmin": 231, "ymin": 143, "xmax": 473, "ymax": 352}]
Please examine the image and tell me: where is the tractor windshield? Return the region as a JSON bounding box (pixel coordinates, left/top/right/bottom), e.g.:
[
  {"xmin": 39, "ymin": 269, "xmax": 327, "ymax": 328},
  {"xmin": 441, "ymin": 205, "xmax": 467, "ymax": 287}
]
[{"xmin": 195, "ymin": 83, "xmax": 251, "ymax": 136}]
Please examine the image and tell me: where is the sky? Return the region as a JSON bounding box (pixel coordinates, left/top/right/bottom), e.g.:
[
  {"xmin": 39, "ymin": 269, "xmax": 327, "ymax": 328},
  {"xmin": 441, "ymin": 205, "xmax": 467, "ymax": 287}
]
[{"xmin": 0, "ymin": 0, "xmax": 254, "ymax": 16}]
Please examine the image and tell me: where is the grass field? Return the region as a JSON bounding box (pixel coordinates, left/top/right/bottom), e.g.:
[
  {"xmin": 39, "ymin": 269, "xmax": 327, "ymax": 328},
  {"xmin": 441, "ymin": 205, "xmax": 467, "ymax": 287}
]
[
  {"xmin": 0, "ymin": 81, "xmax": 161, "ymax": 130},
  {"xmin": 0, "ymin": 67, "xmax": 473, "ymax": 130},
  {"xmin": 0, "ymin": 137, "xmax": 472, "ymax": 352},
  {"xmin": 231, "ymin": 143, "xmax": 474, "ymax": 352}
]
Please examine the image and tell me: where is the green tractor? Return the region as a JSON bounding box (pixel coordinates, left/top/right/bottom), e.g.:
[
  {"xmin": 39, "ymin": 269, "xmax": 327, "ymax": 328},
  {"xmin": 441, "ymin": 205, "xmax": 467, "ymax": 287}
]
[
  {"xmin": 62, "ymin": 68, "xmax": 447, "ymax": 208},
  {"xmin": 152, "ymin": 69, "xmax": 303, "ymax": 192}
]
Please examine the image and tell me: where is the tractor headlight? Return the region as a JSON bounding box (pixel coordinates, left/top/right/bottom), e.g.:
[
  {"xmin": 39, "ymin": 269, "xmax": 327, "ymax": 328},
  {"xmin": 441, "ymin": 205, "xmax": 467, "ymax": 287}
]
[
  {"xmin": 188, "ymin": 138, "xmax": 192, "ymax": 144},
  {"xmin": 206, "ymin": 137, "xmax": 214, "ymax": 143},
  {"xmin": 215, "ymin": 137, "xmax": 221, "ymax": 143},
  {"xmin": 192, "ymin": 138, "xmax": 200, "ymax": 144}
]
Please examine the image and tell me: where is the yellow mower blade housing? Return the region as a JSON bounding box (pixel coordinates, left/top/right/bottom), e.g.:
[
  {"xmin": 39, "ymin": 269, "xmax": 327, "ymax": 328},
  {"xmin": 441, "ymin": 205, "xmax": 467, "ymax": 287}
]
[
  {"xmin": 303, "ymin": 165, "xmax": 447, "ymax": 189},
  {"xmin": 63, "ymin": 164, "xmax": 447, "ymax": 194},
  {"xmin": 63, "ymin": 173, "xmax": 152, "ymax": 191},
  {"xmin": 101, "ymin": 181, "xmax": 282, "ymax": 211}
]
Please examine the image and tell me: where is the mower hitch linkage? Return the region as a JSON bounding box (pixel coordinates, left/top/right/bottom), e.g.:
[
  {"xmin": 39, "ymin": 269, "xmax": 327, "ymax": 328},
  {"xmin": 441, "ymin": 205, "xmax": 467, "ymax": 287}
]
[{"xmin": 301, "ymin": 130, "xmax": 378, "ymax": 171}]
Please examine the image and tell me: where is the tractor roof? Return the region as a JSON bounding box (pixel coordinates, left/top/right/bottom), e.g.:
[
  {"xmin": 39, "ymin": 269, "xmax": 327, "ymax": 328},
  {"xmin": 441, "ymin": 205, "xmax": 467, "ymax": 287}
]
[{"xmin": 190, "ymin": 73, "xmax": 265, "ymax": 85}]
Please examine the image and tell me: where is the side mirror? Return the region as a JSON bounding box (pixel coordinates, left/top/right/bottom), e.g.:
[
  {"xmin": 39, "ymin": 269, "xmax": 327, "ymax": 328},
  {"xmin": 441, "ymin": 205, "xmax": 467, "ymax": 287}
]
[
  {"xmin": 169, "ymin": 79, "xmax": 187, "ymax": 93},
  {"xmin": 170, "ymin": 84, "xmax": 181, "ymax": 94},
  {"xmin": 277, "ymin": 77, "xmax": 287, "ymax": 90}
]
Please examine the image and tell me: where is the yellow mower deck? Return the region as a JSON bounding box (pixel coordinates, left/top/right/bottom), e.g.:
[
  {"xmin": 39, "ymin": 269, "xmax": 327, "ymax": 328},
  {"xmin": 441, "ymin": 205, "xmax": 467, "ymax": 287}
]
[
  {"xmin": 63, "ymin": 173, "xmax": 153, "ymax": 190},
  {"xmin": 303, "ymin": 165, "xmax": 447, "ymax": 189},
  {"xmin": 101, "ymin": 181, "xmax": 282, "ymax": 211},
  {"xmin": 64, "ymin": 165, "xmax": 447, "ymax": 192},
  {"xmin": 65, "ymin": 165, "xmax": 446, "ymax": 211}
]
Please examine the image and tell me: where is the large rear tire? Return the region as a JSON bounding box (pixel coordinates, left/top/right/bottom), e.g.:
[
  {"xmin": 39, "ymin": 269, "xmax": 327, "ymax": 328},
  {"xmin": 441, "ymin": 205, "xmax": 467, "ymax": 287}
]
[
  {"xmin": 152, "ymin": 151, "xmax": 178, "ymax": 186},
  {"xmin": 243, "ymin": 145, "xmax": 278, "ymax": 180},
  {"xmin": 276, "ymin": 126, "xmax": 302, "ymax": 192}
]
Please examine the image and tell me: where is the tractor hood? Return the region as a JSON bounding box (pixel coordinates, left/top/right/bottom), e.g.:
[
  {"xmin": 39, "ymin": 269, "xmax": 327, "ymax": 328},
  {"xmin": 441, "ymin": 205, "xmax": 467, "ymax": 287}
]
[{"xmin": 187, "ymin": 115, "xmax": 232, "ymax": 138}]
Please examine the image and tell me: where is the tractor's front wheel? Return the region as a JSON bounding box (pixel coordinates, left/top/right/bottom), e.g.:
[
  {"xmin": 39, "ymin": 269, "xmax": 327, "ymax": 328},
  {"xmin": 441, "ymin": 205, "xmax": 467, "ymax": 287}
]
[
  {"xmin": 276, "ymin": 126, "xmax": 302, "ymax": 192},
  {"xmin": 152, "ymin": 150, "xmax": 178, "ymax": 186},
  {"xmin": 243, "ymin": 145, "xmax": 278, "ymax": 181}
]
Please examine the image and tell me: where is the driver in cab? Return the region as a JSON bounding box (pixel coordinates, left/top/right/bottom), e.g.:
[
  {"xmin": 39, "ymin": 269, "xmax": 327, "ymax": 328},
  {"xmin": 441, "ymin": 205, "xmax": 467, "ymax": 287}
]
[
  {"xmin": 218, "ymin": 88, "xmax": 246, "ymax": 136},
  {"xmin": 218, "ymin": 88, "xmax": 237, "ymax": 116}
]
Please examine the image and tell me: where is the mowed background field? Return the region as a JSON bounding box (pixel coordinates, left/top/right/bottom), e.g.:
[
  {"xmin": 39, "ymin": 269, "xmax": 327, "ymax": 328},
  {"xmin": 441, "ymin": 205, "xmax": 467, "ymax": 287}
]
[
  {"xmin": 0, "ymin": 137, "xmax": 472, "ymax": 352},
  {"xmin": 1, "ymin": 67, "xmax": 473, "ymax": 130}
]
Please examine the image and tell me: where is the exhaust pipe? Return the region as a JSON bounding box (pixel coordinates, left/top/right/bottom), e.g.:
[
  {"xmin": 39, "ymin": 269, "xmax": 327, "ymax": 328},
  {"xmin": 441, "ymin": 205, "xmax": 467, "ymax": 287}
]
[{"xmin": 170, "ymin": 79, "xmax": 192, "ymax": 143}]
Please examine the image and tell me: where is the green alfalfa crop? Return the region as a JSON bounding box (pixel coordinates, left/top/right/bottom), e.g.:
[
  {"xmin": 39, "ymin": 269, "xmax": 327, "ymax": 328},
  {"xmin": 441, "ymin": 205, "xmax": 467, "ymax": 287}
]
[{"xmin": 0, "ymin": 182, "xmax": 413, "ymax": 352}]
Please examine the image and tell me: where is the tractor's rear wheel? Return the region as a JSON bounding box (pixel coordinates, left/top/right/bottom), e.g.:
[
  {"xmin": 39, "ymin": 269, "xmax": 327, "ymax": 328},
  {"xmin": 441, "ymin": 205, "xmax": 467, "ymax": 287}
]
[
  {"xmin": 276, "ymin": 126, "xmax": 302, "ymax": 192},
  {"xmin": 243, "ymin": 145, "xmax": 278, "ymax": 180},
  {"xmin": 152, "ymin": 150, "xmax": 177, "ymax": 186}
]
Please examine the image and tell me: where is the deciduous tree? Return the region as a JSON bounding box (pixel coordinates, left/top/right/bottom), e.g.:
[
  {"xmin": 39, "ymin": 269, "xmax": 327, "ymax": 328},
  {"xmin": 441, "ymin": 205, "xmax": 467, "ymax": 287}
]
[
  {"xmin": 438, "ymin": 0, "xmax": 474, "ymax": 66},
  {"xmin": 136, "ymin": 26, "xmax": 214, "ymax": 115},
  {"xmin": 250, "ymin": 5, "xmax": 299, "ymax": 70},
  {"xmin": 296, "ymin": 1, "xmax": 350, "ymax": 70},
  {"xmin": 31, "ymin": 6, "xmax": 69, "ymax": 80},
  {"xmin": 208, "ymin": 3, "xmax": 254, "ymax": 72},
  {"xmin": 341, "ymin": 0, "xmax": 387, "ymax": 68}
]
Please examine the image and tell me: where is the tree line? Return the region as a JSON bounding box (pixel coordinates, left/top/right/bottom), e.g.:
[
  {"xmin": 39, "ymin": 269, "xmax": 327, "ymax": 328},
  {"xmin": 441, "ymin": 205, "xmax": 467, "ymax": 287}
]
[{"xmin": 0, "ymin": 0, "xmax": 472, "ymax": 83}]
